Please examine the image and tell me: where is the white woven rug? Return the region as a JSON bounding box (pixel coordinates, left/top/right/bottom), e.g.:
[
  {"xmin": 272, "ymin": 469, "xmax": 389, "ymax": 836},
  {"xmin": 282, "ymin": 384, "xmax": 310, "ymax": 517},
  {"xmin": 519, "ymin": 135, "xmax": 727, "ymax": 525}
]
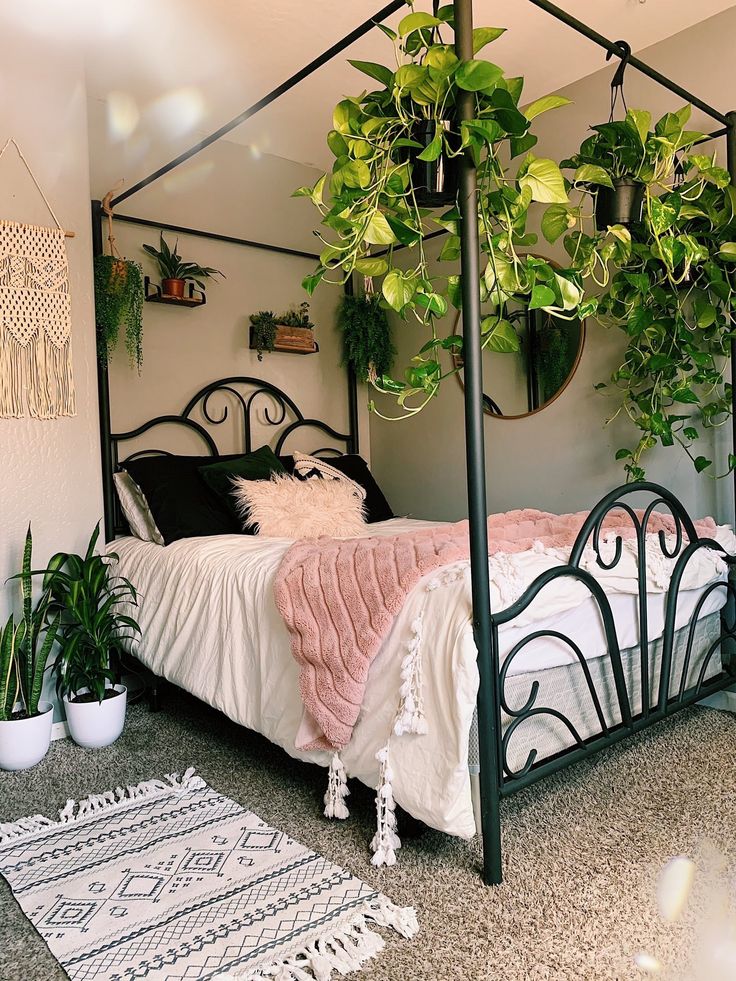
[{"xmin": 0, "ymin": 769, "xmax": 418, "ymax": 980}]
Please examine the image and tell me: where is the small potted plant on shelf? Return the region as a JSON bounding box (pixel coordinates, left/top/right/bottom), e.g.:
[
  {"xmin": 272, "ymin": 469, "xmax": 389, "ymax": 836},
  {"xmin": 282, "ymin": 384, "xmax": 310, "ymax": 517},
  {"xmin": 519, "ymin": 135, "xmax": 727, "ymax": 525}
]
[
  {"xmin": 249, "ymin": 302, "xmax": 317, "ymax": 355},
  {"xmin": 142, "ymin": 231, "xmax": 224, "ymax": 300},
  {"xmin": 94, "ymin": 254, "xmax": 144, "ymax": 372},
  {"xmin": 249, "ymin": 310, "xmax": 277, "ymax": 361},
  {"xmin": 45, "ymin": 523, "xmax": 141, "ymax": 749},
  {"xmin": 0, "ymin": 526, "xmax": 60, "ymax": 771}
]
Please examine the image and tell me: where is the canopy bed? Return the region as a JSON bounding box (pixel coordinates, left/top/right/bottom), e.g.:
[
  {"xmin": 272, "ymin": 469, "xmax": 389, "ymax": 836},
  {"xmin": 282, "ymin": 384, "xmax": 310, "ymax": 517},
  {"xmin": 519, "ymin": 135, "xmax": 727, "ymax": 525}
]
[{"xmin": 93, "ymin": 0, "xmax": 736, "ymax": 886}]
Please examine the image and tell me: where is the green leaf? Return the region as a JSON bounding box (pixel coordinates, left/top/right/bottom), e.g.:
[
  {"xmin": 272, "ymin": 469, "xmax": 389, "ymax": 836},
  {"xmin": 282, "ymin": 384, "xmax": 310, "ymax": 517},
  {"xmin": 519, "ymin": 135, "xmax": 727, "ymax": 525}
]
[
  {"xmin": 415, "ymin": 291, "xmax": 448, "ymax": 316},
  {"xmin": 528, "ymin": 284, "xmax": 557, "ymax": 310},
  {"xmin": 385, "ymin": 215, "xmax": 421, "ymax": 246},
  {"xmin": 347, "ymin": 59, "xmax": 393, "ymax": 87},
  {"xmin": 333, "ymin": 100, "xmax": 357, "ymax": 134},
  {"xmin": 341, "ymin": 159, "xmax": 371, "ymax": 189},
  {"xmin": 541, "ymin": 204, "xmax": 573, "ymax": 244},
  {"xmin": 301, "ymin": 269, "xmax": 324, "ymax": 296},
  {"xmin": 518, "ymin": 157, "xmax": 567, "ymax": 204},
  {"xmin": 694, "ymin": 456, "xmax": 712, "ymax": 473},
  {"xmin": 615, "ymin": 448, "xmax": 632, "ymax": 461},
  {"xmin": 448, "ymin": 274, "xmax": 462, "ymax": 309},
  {"xmin": 326, "ymin": 130, "xmax": 348, "ymax": 157},
  {"xmin": 472, "ymin": 26, "xmax": 506, "ymax": 53},
  {"xmin": 482, "ymin": 318, "xmax": 520, "ymax": 353},
  {"xmin": 554, "ymin": 274, "xmax": 581, "ymax": 311},
  {"xmin": 456, "ymin": 59, "xmax": 503, "ymax": 92},
  {"xmin": 625, "ymin": 108, "xmax": 652, "ymax": 146},
  {"xmin": 672, "ymin": 387, "xmax": 699, "ymax": 404},
  {"xmin": 398, "ymin": 11, "xmax": 440, "ymax": 35},
  {"xmin": 574, "ymin": 164, "xmax": 614, "ymax": 188},
  {"xmin": 364, "ymin": 212, "xmax": 396, "ymax": 246},
  {"xmin": 382, "ymin": 270, "xmax": 416, "ymax": 311},
  {"xmin": 417, "ymin": 126, "xmax": 443, "ymax": 161},
  {"xmin": 509, "ymin": 132, "xmax": 537, "ymax": 159},
  {"xmin": 523, "ymin": 94, "xmax": 572, "ymax": 121},
  {"xmin": 718, "ymin": 242, "xmax": 736, "ymax": 261},
  {"xmin": 354, "ymin": 256, "xmax": 388, "ymax": 277}
]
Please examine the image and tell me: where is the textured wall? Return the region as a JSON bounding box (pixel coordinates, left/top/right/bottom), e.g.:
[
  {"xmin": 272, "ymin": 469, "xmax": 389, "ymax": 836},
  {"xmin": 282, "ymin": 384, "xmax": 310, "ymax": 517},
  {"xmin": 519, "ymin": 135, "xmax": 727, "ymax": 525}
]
[
  {"xmin": 0, "ymin": 25, "xmax": 102, "ymax": 717},
  {"xmin": 369, "ymin": 9, "xmax": 735, "ymax": 524}
]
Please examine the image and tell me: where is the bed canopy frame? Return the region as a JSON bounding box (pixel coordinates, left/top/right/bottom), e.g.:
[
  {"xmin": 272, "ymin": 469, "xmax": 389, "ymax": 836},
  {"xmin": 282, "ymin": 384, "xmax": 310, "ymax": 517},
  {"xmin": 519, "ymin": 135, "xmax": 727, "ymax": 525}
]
[{"xmin": 93, "ymin": 0, "xmax": 736, "ymax": 885}]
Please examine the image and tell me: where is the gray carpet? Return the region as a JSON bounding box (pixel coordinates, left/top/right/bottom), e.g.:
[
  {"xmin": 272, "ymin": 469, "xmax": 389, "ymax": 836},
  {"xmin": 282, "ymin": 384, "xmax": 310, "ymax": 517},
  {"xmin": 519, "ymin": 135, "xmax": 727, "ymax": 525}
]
[{"xmin": 0, "ymin": 688, "xmax": 734, "ymax": 981}]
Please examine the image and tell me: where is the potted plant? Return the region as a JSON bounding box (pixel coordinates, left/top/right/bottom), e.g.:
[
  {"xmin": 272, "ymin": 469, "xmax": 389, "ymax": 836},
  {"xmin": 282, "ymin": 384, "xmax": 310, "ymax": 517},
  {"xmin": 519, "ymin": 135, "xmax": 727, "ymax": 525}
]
[
  {"xmin": 337, "ymin": 292, "xmax": 395, "ymax": 381},
  {"xmin": 0, "ymin": 526, "xmax": 59, "ymax": 771},
  {"xmin": 94, "ymin": 255, "xmax": 144, "ymax": 372},
  {"xmin": 560, "ymin": 106, "xmax": 703, "ymax": 231},
  {"xmin": 546, "ymin": 105, "xmax": 736, "ymax": 480},
  {"xmin": 45, "ymin": 524, "xmax": 140, "ymax": 749},
  {"xmin": 295, "ymin": 8, "xmax": 591, "ymax": 416},
  {"xmin": 249, "ymin": 310, "xmax": 278, "ymax": 361},
  {"xmin": 249, "ymin": 302, "xmax": 317, "ymax": 355},
  {"xmin": 142, "ymin": 231, "xmax": 224, "ymax": 299}
]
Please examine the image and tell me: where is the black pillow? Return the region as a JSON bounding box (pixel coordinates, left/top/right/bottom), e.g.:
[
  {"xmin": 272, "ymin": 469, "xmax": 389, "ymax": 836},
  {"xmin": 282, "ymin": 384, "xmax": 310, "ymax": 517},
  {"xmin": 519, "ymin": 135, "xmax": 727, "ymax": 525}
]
[
  {"xmin": 282, "ymin": 453, "xmax": 394, "ymax": 523},
  {"xmin": 198, "ymin": 446, "xmax": 285, "ymax": 525},
  {"xmin": 123, "ymin": 454, "xmax": 242, "ymax": 544}
]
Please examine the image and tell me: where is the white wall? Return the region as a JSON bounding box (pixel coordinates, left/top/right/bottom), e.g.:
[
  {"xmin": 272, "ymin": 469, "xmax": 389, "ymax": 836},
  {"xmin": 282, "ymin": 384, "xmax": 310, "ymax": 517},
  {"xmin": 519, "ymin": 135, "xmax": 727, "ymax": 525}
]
[
  {"xmin": 369, "ymin": 8, "xmax": 736, "ymax": 524},
  {"xmin": 88, "ymin": 114, "xmax": 371, "ymax": 458},
  {"xmin": 0, "ymin": 25, "xmax": 102, "ymax": 717}
]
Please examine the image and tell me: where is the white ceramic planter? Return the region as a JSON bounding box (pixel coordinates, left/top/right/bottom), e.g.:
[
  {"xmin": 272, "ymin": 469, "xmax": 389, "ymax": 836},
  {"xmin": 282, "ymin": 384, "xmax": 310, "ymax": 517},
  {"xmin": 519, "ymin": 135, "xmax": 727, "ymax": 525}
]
[
  {"xmin": 64, "ymin": 685, "xmax": 127, "ymax": 749},
  {"xmin": 0, "ymin": 701, "xmax": 53, "ymax": 771}
]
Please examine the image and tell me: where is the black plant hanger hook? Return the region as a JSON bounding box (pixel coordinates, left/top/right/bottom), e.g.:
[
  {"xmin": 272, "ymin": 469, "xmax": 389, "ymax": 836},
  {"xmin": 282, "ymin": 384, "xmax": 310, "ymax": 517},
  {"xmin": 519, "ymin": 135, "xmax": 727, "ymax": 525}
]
[{"xmin": 607, "ymin": 40, "xmax": 632, "ymax": 121}]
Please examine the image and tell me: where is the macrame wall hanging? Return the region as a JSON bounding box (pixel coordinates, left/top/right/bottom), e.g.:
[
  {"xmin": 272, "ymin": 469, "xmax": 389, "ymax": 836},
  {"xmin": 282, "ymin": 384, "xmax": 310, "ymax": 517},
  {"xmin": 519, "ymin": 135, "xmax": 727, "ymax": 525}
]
[{"xmin": 0, "ymin": 137, "xmax": 76, "ymax": 419}]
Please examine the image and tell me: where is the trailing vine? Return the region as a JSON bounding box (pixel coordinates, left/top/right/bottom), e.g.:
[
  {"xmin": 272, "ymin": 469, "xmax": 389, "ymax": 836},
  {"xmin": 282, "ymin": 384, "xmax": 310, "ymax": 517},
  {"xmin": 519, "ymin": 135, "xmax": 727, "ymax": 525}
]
[
  {"xmin": 93, "ymin": 255, "xmax": 144, "ymax": 372},
  {"xmin": 338, "ymin": 292, "xmax": 395, "ymax": 382}
]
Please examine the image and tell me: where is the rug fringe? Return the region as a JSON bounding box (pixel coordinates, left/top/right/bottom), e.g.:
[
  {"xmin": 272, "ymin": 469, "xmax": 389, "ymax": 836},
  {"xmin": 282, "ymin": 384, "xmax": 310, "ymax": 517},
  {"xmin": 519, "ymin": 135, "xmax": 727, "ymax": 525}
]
[
  {"xmin": 241, "ymin": 897, "xmax": 418, "ymax": 980},
  {"xmin": 0, "ymin": 767, "xmax": 204, "ymax": 845}
]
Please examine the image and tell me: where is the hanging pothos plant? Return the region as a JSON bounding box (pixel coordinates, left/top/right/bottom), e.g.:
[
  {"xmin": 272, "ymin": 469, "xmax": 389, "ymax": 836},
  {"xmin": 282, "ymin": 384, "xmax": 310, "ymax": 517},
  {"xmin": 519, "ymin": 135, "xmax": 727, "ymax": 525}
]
[
  {"xmin": 546, "ymin": 106, "xmax": 736, "ymax": 480},
  {"xmin": 338, "ymin": 291, "xmax": 395, "ymax": 382},
  {"xmin": 295, "ymin": 5, "xmax": 607, "ymax": 417},
  {"xmin": 94, "ymin": 254, "xmax": 144, "ymax": 373}
]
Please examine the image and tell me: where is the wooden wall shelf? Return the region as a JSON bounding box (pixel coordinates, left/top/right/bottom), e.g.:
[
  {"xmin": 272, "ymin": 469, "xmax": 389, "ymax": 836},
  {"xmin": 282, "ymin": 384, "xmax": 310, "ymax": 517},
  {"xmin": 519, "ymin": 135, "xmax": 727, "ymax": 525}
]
[
  {"xmin": 249, "ymin": 323, "xmax": 318, "ymax": 355},
  {"xmin": 144, "ymin": 276, "xmax": 206, "ymax": 307}
]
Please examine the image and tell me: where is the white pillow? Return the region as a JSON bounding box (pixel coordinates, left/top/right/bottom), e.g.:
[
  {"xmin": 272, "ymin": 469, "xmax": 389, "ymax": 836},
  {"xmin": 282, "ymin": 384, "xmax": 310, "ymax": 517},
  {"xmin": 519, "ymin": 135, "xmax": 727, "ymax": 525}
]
[
  {"xmin": 232, "ymin": 472, "xmax": 366, "ymax": 539},
  {"xmin": 113, "ymin": 471, "xmax": 165, "ymax": 545},
  {"xmin": 292, "ymin": 450, "xmax": 366, "ymax": 501}
]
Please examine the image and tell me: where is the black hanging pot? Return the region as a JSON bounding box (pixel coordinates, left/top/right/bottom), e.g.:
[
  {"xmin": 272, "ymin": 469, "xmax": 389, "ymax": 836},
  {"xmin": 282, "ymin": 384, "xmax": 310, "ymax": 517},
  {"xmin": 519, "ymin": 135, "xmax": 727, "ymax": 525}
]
[
  {"xmin": 410, "ymin": 119, "xmax": 458, "ymax": 209},
  {"xmin": 594, "ymin": 178, "xmax": 645, "ymax": 231}
]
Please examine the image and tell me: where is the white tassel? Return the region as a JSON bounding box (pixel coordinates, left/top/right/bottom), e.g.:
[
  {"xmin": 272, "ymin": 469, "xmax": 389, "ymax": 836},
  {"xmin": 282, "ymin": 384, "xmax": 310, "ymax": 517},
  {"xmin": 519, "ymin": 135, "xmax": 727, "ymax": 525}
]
[
  {"xmin": 323, "ymin": 753, "xmax": 350, "ymax": 820},
  {"xmin": 370, "ymin": 744, "xmax": 401, "ymax": 867},
  {"xmin": 394, "ymin": 612, "xmax": 428, "ymax": 737}
]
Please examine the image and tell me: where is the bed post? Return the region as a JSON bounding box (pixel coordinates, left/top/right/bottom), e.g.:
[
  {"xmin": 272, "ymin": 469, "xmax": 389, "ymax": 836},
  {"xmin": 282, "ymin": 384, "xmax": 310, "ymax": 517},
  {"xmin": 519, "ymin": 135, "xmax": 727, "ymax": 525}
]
[
  {"xmin": 91, "ymin": 199, "xmax": 116, "ymax": 543},
  {"xmin": 455, "ymin": 0, "xmax": 503, "ymax": 885},
  {"xmin": 343, "ymin": 274, "xmax": 360, "ymax": 454},
  {"xmin": 727, "ymin": 113, "xmax": 736, "ymax": 529}
]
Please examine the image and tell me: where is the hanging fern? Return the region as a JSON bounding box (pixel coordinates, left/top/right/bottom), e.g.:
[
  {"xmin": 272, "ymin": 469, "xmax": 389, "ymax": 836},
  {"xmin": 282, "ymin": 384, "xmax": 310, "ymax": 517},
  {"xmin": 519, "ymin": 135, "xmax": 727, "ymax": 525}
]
[
  {"xmin": 338, "ymin": 293, "xmax": 395, "ymax": 383},
  {"xmin": 94, "ymin": 255, "xmax": 144, "ymax": 372}
]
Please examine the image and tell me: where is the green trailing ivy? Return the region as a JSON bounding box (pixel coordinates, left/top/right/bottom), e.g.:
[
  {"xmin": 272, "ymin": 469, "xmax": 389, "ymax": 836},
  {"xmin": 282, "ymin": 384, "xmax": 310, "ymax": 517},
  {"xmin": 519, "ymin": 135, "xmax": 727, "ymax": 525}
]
[
  {"xmin": 547, "ymin": 106, "xmax": 736, "ymax": 480},
  {"xmin": 94, "ymin": 255, "xmax": 144, "ymax": 372},
  {"xmin": 338, "ymin": 292, "xmax": 395, "ymax": 382},
  {"xmin": 295, "ymin": 5, "xmax": 590, "ymax": 416}
]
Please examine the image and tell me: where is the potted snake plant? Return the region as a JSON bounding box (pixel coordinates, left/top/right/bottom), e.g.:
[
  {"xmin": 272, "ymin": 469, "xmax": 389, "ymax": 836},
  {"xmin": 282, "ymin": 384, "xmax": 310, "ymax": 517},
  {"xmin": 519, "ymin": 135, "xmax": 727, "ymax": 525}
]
[
  {"xmin": 45, "ymin": 524, "xmax": 141, "ymax": 749},
  {"xmin": 0, "ymin": 526, "xmax": 60, "ymax": 771},
  {"xmin": 142, "ymin": 231, "xmax": 224, "ymax": 299}
]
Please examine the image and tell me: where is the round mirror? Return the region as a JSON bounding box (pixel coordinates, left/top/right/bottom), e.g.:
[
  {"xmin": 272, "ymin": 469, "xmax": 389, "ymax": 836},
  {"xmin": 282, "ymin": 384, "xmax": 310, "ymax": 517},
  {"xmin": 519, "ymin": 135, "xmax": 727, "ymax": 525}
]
[{"xmin": 453, "ymin": 293, "xmax": 585, "ymax": 419}]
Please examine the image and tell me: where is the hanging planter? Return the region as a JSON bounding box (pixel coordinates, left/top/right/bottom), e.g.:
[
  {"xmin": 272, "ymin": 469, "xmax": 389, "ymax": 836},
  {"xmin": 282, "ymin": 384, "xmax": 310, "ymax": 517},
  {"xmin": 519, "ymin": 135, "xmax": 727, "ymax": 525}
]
[
  {"xmin": 594, "ymin": 178, "xmax": 645, "ymax": 231},
  {"xmin": 409, "ymin": 119, "xmax": 458, "ymax": 209},
  {"xmin": 337, "ymin": 291, "xmax": 395, "ymax": 382},
  {"xmin": 94, "ymin": 254, "xmax": 144, "ymax": 371}
]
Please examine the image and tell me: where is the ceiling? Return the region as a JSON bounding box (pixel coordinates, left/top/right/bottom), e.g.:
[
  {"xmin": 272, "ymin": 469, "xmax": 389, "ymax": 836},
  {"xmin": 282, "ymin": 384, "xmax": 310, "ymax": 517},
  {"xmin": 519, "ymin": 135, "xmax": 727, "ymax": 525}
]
[{"xmin": 8, "ymin": 1, "xmax": 736, "ymax": 187}]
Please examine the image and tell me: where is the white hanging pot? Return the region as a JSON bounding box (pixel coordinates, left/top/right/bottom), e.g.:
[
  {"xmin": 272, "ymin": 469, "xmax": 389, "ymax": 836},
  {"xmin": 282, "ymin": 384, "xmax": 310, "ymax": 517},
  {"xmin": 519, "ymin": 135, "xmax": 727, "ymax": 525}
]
[
  {"xmin": 63, "ymin": 685, "xmax": 127, "ymax": 749},
  {"xmin": 0, "ymin": 701, "xmax": 53, "ymax": 771}
]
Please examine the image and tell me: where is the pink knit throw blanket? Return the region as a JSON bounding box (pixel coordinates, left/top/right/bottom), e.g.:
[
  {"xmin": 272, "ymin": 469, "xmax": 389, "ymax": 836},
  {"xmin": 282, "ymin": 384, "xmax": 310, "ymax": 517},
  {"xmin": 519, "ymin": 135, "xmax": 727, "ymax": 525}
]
[{"xmin": 273, "ymin": 508, "xmax": 716, "ymax": 751}]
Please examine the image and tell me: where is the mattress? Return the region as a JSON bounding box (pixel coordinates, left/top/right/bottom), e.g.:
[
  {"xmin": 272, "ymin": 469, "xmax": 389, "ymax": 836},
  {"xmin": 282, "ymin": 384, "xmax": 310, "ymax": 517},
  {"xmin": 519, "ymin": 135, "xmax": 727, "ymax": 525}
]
[
  {"xmin": 110, "ymin": 517, "xmax": 733, "ymax": 840},
  {"xmin": 469, "ymin": 611, "xmax": 725, "ymax": 776}
]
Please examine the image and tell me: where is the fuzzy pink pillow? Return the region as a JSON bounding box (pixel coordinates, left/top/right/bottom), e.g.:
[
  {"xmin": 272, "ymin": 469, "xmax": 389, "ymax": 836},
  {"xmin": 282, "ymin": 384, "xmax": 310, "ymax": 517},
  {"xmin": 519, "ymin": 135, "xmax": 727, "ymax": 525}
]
[{"xmin": 232, "ymin": 473, "xmax": 366, "ymax": 539}]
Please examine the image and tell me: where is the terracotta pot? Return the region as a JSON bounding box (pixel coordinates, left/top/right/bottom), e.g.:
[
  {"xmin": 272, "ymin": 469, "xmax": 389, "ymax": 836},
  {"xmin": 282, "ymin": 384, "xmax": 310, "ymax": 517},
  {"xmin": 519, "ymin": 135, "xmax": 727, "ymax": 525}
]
[{"xmin": 162, "ymin": 278, "xmax": 186, "ymax": 299}]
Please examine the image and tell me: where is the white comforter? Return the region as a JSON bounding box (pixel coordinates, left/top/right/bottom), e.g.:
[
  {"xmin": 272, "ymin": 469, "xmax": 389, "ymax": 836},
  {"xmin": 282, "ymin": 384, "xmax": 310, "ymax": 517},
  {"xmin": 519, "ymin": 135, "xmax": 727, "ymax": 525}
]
[{"xmin": 110, "ymin": 517, "xmax": 734, "ymax": 840}]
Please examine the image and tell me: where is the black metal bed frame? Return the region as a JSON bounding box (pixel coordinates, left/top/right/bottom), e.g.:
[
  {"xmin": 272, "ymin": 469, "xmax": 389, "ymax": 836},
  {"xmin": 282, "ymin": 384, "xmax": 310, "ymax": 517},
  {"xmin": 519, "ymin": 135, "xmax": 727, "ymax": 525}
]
[{"xmin": 92, "ymin": 0, "xmax": 736, "ymax": 885}]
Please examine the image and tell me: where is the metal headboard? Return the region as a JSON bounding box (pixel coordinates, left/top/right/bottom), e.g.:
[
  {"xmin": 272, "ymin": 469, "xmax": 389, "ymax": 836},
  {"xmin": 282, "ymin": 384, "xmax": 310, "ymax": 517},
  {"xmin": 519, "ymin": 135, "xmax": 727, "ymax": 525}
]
[{"xmin": 105, "ymin": 375, "xmax": 356, "ymax": 539}]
